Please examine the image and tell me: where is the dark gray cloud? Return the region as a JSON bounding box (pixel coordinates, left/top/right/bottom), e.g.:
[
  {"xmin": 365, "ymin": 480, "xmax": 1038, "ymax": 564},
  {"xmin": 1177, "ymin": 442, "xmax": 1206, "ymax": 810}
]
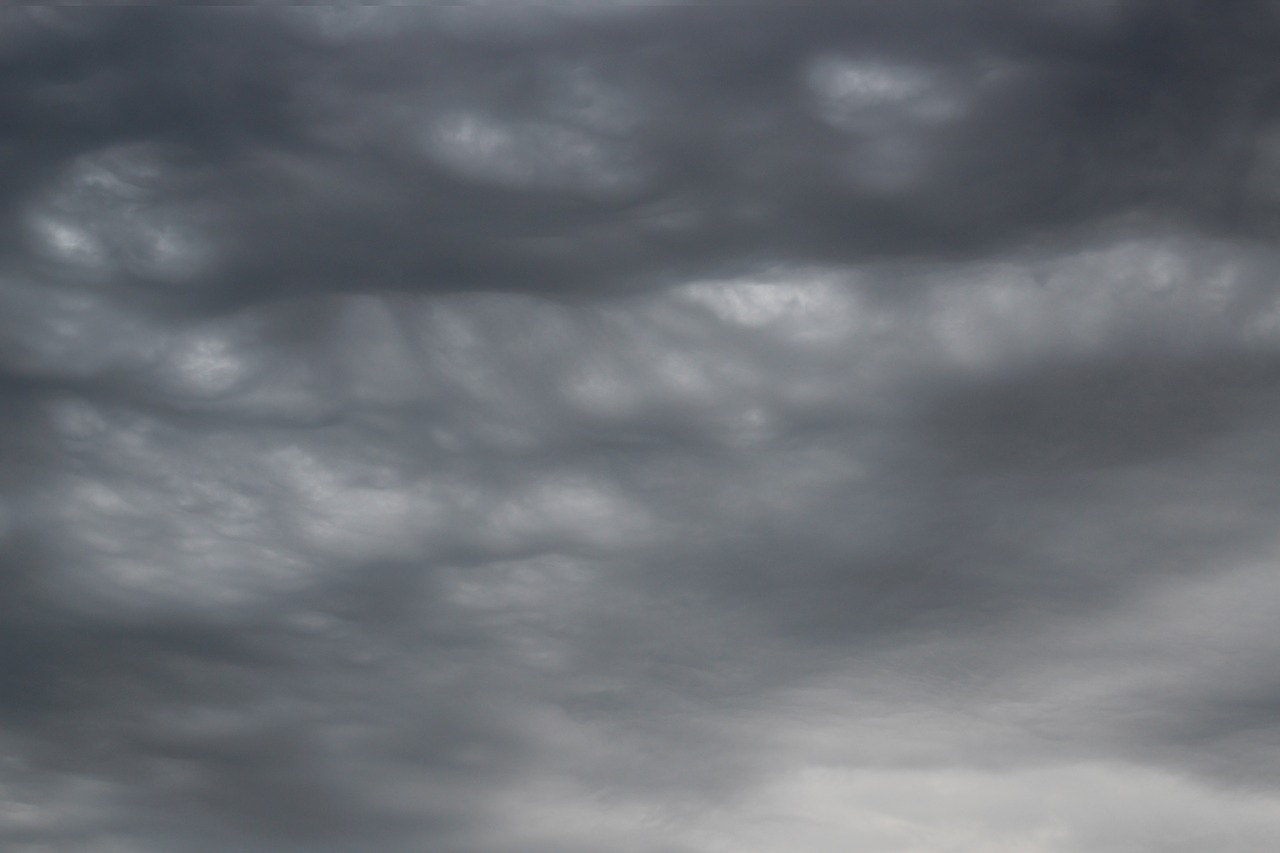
[
  {"xmin": 4, "ymin": 3, "xmax": 1280, "ymax": 851},
  {"xmin": 7, "ymin": 1, "xmax": 1280, "ymax": 314}
]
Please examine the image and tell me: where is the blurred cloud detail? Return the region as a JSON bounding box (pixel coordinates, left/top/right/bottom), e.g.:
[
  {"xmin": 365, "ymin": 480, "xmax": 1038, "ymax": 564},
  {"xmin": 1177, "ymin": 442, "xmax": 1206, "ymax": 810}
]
[{"xmin": 2, "ymin": 3, "xmax": 1280, "ymax": 851}]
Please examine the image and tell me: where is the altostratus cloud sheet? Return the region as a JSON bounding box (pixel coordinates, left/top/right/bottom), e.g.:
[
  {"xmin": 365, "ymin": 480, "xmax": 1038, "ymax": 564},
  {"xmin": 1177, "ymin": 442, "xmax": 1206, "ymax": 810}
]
[{"xmin": 3, "ymin": 3, "xmax": 1280, "ymax": 851}]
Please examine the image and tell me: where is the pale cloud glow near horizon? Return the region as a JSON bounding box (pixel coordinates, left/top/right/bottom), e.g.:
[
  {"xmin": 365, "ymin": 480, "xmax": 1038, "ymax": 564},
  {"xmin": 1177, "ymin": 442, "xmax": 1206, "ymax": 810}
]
[{"xmin": 4, "ymin": 3, "xmax": 1280, "ymax": 851}]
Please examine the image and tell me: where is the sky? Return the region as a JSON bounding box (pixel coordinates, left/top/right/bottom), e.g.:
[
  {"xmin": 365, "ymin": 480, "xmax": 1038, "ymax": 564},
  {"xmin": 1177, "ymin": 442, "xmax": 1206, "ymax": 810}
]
[{"xmin": 3, "ymin": 2, "xmax": 1280, "ymax": 851}]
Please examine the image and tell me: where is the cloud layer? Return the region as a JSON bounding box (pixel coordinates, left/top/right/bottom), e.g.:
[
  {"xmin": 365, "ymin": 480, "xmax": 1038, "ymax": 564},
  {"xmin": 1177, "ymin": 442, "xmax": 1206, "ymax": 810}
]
[{"xmin": 3, "ymin": 3, "xmax": 1280, "ymax": 851}]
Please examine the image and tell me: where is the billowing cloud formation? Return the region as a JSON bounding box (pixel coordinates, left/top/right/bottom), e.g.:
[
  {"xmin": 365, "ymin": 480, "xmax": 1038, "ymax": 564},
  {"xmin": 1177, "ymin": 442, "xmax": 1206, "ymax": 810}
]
[{"xmin": 3, "ymin": 3, "xmax": 1280, "ymax": 851}]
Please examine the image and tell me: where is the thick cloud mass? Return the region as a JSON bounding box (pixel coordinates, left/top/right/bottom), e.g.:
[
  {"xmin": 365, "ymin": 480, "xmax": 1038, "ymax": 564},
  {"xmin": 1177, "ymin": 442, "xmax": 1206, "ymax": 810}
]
[{"xmin": 4, "ymin": 3, "xmax": 1280, "ymax": 851}]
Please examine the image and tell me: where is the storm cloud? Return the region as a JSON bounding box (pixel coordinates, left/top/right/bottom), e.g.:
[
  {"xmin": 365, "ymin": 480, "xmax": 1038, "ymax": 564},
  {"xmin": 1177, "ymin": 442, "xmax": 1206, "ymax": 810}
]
[{"xmin": 4, "ymin": 3, "xmax": 1280, "ymax": 851}]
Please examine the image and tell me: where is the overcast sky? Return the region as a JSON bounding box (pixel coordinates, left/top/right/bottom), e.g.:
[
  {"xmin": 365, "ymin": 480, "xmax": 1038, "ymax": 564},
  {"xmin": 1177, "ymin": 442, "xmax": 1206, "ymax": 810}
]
[{"xmin": 4, "ymin": 3, "xmax": 1280, "ymax": 851}]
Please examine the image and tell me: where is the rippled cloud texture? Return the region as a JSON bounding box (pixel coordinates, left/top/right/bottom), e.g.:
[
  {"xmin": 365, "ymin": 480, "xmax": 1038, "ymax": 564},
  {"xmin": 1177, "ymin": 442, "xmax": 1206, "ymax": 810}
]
[{"xmin": 4, "ymin": 3, "xmax": 1280, "ymax": 850}]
